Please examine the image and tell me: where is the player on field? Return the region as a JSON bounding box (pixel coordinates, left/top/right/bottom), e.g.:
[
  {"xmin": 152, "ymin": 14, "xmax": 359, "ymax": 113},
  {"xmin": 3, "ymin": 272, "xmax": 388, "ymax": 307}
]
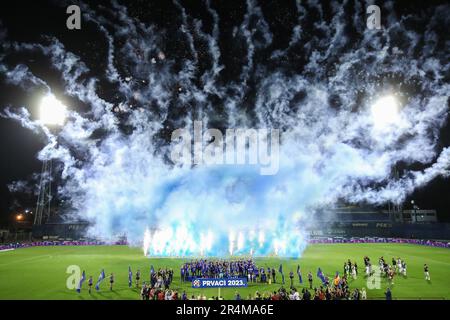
[
  {"xmin": 308, "ymin": 271, "xmax": 313, "ymax": 289},
  {"xmin": 136, "ymin": 269, "xmax": 141, "ymax": 288},
  {"xmin": 383, "ymin": 261, "xmax": 389, "ymax": 276},
  {"xmin": 351, "ymin": 264, "xmax": 357, "ymax": 279},
  {"xmin": 365, "ymin": 262, "xmax": 371, "ymax": 276},
  {"xmin": 379, "ymin": 256, "xmax": 385, "ymax": 272},
  {"xmin": 344, "ymin": 262, "xmax": 349, "ymax": 276},
  {"xmin": 140, "ymin": 283, "xmax": 147, "ymax": 300},
  {"xmin": 402, "ymin": 261, "xmax": 407, "ymax": 277},
  {"xmin": 388, "ymin": 267, "xmax": 395, "ymax": 285},
  {"xmin": 289, "ymin": 271, "xmax": 294, "ymax": 288},
  {"xmin": 109, "ymin": 273, "xmax": 114, "ymax": 291},
  {"xmin": 128, "ymin": 267, "xmax": 133, "ymax": 288},
  {"xmin": 424, "ymin": 264, "xmax": 431, "ymax": 281}
]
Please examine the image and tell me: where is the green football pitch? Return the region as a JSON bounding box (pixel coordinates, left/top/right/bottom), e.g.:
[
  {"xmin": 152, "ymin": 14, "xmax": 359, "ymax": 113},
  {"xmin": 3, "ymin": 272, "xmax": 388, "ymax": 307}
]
[{"xmin": 0, "ymin": 243, "xmax": 449, "ymax": 300}]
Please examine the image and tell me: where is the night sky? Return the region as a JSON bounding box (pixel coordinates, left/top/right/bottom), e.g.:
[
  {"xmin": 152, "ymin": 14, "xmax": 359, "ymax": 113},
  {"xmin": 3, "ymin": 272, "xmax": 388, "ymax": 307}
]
[{"xmin": 0, "ymin": 0, "xmax": 449, "ymax": 233}]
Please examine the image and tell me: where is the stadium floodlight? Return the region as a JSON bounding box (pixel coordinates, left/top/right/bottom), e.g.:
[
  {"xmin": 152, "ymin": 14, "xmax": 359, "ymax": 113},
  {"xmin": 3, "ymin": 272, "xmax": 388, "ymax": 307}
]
[
  {"xmin": 35, "ymin": 94, "xmax": 67, "ymax": 226},
  {"xmin": 39, "ymin": 94, "xmax": 67, "ymax": 126},
  {"xmin": 370, "ymin": 95, "xmax": 399, "ymax": 130}
]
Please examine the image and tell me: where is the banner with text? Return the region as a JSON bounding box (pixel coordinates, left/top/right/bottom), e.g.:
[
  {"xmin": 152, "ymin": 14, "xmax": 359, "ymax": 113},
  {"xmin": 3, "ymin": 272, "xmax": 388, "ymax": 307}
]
[{"xmin": 192, "ymin": 277, "xmax": 248, "ymax": 288}]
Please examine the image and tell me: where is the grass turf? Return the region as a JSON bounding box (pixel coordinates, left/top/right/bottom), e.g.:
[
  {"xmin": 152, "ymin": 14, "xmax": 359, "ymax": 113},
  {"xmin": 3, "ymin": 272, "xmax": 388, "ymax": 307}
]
[{"xmin": 0, "ymin": 243, "xmax": 449, "ymax": 300}]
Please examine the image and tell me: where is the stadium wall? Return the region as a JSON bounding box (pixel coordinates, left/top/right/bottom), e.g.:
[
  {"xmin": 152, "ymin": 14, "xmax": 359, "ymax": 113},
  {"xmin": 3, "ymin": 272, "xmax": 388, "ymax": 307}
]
[
  {"xmin": 31, "ymin": 221, "xmax": 450, "ymax": 241},
  {"xmin": 310, "ymin": 222, "xmax": 450, "ymax": 240},
  {"xmin": 32, "ymin": 222, "xmax": 89, "ymax": 240}
]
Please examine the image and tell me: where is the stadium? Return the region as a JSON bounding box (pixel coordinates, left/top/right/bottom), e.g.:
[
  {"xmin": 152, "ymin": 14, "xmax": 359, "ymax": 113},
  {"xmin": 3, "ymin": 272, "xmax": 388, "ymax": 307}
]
[{"xmin": 0, "ymin": 0, "xmax": 450, "ymax": 306}]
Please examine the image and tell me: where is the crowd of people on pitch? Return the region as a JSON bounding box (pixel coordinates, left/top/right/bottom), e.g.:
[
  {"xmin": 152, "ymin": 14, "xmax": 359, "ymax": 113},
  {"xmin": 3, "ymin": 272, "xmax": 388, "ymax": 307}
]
[
  {"xmin": 233, "ymin": 284, "xmax": 368, "ymax": 300},
  {"xmin": 78, "ymin": 256, "xmax": 432, "ymax": 300},
  {"xmin": 298, "ymin": 265, "xmax": 366, "ymax": 300},
  {"xmin": 139, "ymin": 258, "xmax": 367, "ymax": 300},
  {"xmin": 180, "ymin": 259, "xmax": 283, "ymax": 283},
  {"xmin": 148, "ymin": 268, "xmax": 174, "ymax": 289},
  {"xmin": 137, "ymin": 267, "xmax": 175, "ymax": 294},
  {"xmin": 137, "ymin": 255, "xmax": 432, "ymax": 300},
  {"xmin": 360, "ymin": 255, "xmax": 408, "ymax": 285},
  {"xmin": 377, "ymin": 256, "xmax": 407, "ymax": 284},
  {"xmin": 343, "ymin": 259, "xmax": 359, "ymax": 279}
]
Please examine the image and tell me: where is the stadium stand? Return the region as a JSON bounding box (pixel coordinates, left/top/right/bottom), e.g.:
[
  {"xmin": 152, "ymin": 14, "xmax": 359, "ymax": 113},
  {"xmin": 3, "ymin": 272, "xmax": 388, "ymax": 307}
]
[{"xmin": 25, "ymin": 205, "xmax": 450, "ymax": 242}]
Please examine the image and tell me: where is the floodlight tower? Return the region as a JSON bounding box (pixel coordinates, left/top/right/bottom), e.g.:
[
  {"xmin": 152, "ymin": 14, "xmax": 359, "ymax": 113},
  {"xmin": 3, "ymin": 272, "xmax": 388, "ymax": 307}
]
[
  {"xmin": 34, "ymin": 94, "xmax": 67, "ymax": 226},
  {"xmin": 34, "ymin": 160, "xmax": 53, "ymax": 225},
  {"xmin": 370, "ymin": 95, "xmax": 402, "ymax": 222},
  {"xmin": 386, "ymin": 168, "xmax": 404, "ymax": 222}
]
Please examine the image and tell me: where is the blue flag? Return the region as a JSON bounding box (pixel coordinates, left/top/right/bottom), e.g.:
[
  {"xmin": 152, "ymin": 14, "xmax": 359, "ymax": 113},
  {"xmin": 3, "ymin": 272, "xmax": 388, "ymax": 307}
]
[
  {"xmin": 76, "ymin": 270, "xmax": 86, "ymax": 293},
  {"xmin": 317, "ymin": 267, "xmax": 326, "ymax": 284},
  {"xmin": 128, "ymin": 266, "xmax": 133, "ymax": 287},
  {"xmin": 95, "ymin": 269, "xmax": 105, "ymax": 291},
  {"xmin": 150, "ymin": 265, "xmax": 155, "ymax": 275}
]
